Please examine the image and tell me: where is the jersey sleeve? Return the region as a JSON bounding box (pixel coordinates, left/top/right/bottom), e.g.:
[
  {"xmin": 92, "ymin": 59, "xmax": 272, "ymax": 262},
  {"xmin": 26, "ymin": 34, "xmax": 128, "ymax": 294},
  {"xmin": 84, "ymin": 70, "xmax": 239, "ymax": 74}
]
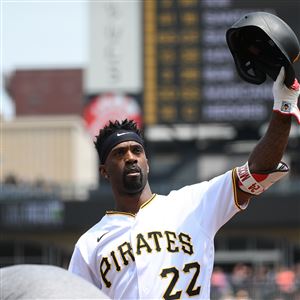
[
  {"xmin": 68, "ymin": 245, "xmax": 101, "ymax": 288},
  {"xmin": 188, "ymin": 170, "xmax": 245, "ymax": 237}
]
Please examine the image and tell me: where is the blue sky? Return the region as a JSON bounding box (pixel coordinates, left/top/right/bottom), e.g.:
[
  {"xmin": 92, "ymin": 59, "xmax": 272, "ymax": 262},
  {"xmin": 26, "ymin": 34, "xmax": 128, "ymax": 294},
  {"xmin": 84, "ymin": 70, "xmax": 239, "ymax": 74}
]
[{"xmin": 1, "ymin": 1, "xmax": 88, "ymax": 118}]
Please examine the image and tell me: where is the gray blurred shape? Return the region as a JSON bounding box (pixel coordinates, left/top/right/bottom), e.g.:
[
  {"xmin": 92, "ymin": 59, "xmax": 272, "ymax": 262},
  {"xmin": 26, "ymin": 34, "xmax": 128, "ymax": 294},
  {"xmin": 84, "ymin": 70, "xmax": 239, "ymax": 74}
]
[{"xmin": 1, "ymin": 264, "xmax": 109, "ymax": 299}]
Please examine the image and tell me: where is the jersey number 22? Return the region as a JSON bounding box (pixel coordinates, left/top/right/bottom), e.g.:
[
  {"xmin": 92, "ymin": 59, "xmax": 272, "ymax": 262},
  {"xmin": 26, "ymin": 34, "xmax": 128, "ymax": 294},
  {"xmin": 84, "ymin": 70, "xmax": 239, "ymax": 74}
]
[{"xmin": 160, "ymin": 261, "xmax": 201, "ymax": 299}]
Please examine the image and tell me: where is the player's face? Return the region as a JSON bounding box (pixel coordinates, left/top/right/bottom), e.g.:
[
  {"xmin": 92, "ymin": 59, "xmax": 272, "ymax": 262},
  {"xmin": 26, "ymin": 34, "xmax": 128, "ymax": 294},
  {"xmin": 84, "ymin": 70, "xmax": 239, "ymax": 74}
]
[{"xmin": 103, "ymin": 141, "xmax": 149, "ymax": 195}]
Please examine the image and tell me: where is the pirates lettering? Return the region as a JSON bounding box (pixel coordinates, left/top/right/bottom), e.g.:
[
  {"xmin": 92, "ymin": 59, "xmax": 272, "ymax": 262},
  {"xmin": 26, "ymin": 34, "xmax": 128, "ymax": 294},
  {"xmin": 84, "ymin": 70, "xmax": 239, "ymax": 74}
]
[{"xmin": 99, "ymin": 230, "xmax": 194, "ymax": 287}]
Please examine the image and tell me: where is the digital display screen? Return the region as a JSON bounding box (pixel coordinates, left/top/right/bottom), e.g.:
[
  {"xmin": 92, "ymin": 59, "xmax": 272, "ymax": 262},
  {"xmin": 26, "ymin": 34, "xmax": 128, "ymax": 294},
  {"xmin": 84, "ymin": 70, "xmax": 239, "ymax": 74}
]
[{"xmin": 144, "ymin": 0, "xmax": 300, "ymax": 125}]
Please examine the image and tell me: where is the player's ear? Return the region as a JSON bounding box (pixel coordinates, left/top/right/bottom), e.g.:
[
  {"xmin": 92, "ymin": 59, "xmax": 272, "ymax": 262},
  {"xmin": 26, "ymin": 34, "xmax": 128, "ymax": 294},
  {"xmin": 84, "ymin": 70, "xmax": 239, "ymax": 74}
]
[
  {"xmin": 100, "ymin": 165, "xmax": 109, "ymax": 179},
  {"xmin": 146, "ymin": 159, "xmax": 149, "ymax": 173}
]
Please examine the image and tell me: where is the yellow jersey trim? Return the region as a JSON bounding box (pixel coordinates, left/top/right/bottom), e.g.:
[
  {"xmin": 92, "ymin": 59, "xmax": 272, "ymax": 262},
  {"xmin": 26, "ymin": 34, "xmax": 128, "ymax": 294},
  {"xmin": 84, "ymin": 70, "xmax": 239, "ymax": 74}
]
[
  {"xmin": 232, "ymin": 168, "xmax": 244, "ymax": 211},
  {"xmin": 106, "ymin": 211, "xmax": 136, "ymax": 217},
  {"xmin": 140, "ymin": 193, "xmax": 157, "ymax": 209},
  {"xmin": 106, "ymin": 194, "xmax": 157, "ymax": 217}
]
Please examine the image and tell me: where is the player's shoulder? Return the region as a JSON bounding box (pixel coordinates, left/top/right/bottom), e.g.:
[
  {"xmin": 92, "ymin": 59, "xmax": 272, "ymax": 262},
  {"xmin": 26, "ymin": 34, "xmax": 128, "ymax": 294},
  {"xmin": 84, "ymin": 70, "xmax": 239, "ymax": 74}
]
[{"xmin": 161, "ymin": 181, "xmax": 209, "ymax": 207}]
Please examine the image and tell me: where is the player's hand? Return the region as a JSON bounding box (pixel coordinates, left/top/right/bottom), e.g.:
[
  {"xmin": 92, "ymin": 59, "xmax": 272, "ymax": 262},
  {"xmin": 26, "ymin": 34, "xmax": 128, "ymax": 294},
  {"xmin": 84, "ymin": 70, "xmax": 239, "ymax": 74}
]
[{"xmin": 273, "ymin": 67, "xmax": 300, "ymax": 124}]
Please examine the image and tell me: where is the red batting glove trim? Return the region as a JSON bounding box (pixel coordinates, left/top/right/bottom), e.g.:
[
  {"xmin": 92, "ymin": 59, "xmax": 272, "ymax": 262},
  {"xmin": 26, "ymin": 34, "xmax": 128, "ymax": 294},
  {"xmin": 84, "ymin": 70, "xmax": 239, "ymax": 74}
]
[
  {"xmin": 291, "ymin": 78, "xmax": 300, "ymax": 91},
  {"xmin": 273, "ymin": 109, "xmax": 300, "ymax": 124}
]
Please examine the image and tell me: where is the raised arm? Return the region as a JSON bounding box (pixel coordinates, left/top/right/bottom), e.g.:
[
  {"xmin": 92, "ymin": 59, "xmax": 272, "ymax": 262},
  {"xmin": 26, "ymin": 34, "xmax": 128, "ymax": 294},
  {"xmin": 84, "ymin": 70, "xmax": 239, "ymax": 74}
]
[
  {"xmin": 236, "ymin": 67, "xmax": 300, "ymax": 205},
  {"xmin": 248, "ymin": 112, "xmax": 291, "ymax": 172}
]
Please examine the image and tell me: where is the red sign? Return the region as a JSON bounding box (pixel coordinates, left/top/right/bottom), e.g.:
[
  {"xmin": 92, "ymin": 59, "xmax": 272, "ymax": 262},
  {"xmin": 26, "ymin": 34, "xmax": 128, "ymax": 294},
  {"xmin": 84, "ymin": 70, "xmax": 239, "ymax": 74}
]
[{"xmin": 84, "ymin": 93, "xmax": 143, "ymax": 137}]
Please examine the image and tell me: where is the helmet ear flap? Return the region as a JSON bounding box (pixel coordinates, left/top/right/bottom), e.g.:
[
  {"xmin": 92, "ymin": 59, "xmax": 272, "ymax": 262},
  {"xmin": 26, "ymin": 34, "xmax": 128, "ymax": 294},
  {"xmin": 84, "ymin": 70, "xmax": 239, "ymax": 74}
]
[
  {"xmin": 233, "ymin": 53, "xmax": 267, "ymax": 84},
  {"xmin": 253, "ymin": 59, "xmax": 295, "ymax": 86}
]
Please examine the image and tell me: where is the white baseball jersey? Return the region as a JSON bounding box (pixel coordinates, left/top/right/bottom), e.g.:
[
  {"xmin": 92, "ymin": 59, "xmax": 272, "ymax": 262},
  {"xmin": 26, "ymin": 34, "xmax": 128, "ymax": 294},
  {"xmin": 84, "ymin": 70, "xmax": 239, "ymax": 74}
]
[{"xmin": 69, "ymin": 170, "xmax": 245, "ymax": 299}]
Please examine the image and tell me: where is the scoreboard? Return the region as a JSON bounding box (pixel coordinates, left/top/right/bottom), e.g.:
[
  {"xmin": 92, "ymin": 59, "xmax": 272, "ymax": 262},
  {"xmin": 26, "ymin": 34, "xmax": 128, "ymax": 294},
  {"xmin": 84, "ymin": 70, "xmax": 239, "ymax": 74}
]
[{"xmin": 144, "ymin": 0, "xmax": 300, "ymax": 125}]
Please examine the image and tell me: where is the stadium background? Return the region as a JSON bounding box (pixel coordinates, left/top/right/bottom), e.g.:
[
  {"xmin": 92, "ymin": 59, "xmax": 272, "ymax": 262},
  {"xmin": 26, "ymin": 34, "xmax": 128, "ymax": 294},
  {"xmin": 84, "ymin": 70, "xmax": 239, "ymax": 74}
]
[{"xmin": 1, "ymin": 1, "xmax": 300, "ymax": 299}]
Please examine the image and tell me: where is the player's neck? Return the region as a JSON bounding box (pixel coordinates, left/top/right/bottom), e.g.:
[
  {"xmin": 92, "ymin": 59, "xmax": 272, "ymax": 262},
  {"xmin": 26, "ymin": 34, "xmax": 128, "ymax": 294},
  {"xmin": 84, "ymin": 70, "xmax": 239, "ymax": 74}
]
[{"xmin": 114, "ymin": 183, "xmax": 153, "ymax": 215}]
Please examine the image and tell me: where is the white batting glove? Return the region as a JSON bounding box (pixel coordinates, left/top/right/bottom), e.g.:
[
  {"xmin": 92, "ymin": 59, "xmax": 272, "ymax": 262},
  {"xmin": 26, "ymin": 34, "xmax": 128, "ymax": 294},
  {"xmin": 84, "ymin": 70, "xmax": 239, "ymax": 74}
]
[{"xmin": 273, "ymin": 67, "xmax": 300, "ymax": 124}]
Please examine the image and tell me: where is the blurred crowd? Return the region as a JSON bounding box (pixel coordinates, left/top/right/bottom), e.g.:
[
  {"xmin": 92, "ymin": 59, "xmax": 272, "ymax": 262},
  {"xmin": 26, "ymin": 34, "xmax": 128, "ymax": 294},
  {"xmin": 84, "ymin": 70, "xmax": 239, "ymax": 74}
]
[{"xmin": 211, "ymin": 263, "xmax": 300, "ymax": 300}]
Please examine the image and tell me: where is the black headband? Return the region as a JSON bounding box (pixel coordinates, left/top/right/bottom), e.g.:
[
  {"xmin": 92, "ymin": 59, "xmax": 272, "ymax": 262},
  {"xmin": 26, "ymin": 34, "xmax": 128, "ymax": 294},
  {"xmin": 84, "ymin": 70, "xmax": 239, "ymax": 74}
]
[{"xmin": 100, "ymin": 130, "xmax": 144, "ymax": 164}]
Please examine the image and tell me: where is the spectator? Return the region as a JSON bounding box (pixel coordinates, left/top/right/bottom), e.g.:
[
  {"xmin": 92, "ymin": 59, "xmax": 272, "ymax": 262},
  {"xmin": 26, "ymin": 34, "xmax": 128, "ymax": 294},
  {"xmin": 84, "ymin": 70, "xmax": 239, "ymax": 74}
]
[
  {"xmin": 230, "ymin": 264, "xmax": 252, "ymax": 295},
  {"xmin": 275, "ymin": 266, "xmax": 296, "ymax": 298},
  {"xmin": 211, "ymin": 267, "xmax": 233, "ymax": 299}
]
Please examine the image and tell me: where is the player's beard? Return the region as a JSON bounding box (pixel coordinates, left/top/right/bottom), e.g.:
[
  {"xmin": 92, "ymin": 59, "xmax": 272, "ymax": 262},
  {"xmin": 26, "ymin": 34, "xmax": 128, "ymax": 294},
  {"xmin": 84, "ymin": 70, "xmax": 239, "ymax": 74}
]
[{"xmin": 123, "ymin": 166, "xmax": 146, "ymax": 194}]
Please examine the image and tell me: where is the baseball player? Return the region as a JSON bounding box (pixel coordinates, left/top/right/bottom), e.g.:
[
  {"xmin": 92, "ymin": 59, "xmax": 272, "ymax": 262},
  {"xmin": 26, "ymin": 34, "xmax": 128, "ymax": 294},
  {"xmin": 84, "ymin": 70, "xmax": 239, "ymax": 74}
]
[{"xmin": 68, "ymin": 68, "xmax": 300, "ymax": 299}]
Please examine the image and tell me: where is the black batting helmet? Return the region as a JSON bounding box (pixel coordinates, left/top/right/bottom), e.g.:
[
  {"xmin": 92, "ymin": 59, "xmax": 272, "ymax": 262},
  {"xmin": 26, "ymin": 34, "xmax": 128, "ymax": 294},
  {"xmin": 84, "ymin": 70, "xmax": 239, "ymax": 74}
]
[{"xmin": 226, "ymin": 12, "xmax": 300, "ymax": 86}]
